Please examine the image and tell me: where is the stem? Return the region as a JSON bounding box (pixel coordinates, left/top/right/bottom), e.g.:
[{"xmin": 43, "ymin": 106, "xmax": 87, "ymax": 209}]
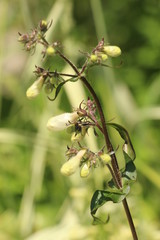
[
  {"xmin": 80, "ymin": 76, "xmax": 138, "ymax": 240},
  {"xmin": 122, "ymin": 199, "xmax": 138, "ymax": 240},
  {"xmin": 57, "ymin": 52, "xmax": 138, "ymax": 240},
  {"xmin": 80, "ymin": 76, "xmax": 122, "ymax": 188}
]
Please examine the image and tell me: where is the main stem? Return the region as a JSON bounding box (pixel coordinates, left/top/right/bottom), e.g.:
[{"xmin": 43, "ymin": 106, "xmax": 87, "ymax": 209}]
[{"xmin": 80, "ymin": 76, "xmax": 138, "ymax": 240}]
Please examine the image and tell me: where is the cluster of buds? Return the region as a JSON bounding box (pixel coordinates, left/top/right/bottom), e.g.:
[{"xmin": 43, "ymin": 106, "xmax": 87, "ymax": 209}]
[
  {"xmin": 26, "ymin": 66, "xmax": 64, "ymax": 99},
  {"xmin": 18, "ymin": 20, "xmax": 59, "ymax": 58},
  {"xmin": 18, "ymin": 20, "xmax": 50, "ymax": 53},
  {"xmin": 89, "ymin": 38, "xmax": 121, "ymax": 63},
  {"xmin": 46, "ymin": 100, "xmax": 112, "ymax": 178}
]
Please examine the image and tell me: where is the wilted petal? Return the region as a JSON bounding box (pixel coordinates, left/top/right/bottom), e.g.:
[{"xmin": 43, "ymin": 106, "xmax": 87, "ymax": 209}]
[
  {"xmin": 26, "ymin": 76, "xmax": 44, "ymax": 99},
  {"xmin": 47, "ymin": 112, "xmax": 79, "ymax": 131}
]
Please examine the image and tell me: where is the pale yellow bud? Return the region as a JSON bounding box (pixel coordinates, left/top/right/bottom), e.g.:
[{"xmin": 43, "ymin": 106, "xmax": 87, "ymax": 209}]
[
  {"xmin": 90, "ymin": 54, "xmax": 98, "ymax": 62},
  {"xmin": 80, "ymin": 162, "xmax": 90, "ymax": 178},
  {"xmin": 47, "ymin": 112, "xmax": 79, "ymax": 131},
  {"xmin": 103, "ymin": 46, "xmax": 121, "ymax": 57},
  {"xmin": 100, "ymin": 53, "xmax": 108, "ymax": 61},
  {"xmin": 26, "ymin": 76, "xmax": 44, "ymax": 99},
  {"xmin": 60, "ymin": 149, "xmax": 86, "ymax": 176},
  {"xmin": 100, "ymin": 153, "xmax": 111, "ymax": 164},
  {"xmin": 46, "ymin": 46, "xmax": 56, "ymax": 56}
]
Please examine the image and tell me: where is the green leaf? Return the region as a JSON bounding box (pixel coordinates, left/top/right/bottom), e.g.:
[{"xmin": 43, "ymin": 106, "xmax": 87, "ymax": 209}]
[
  {"xmin": 122, "ymin": 153, "xmax": 137, "ymax": 181},
  {"xmin": 48, "ymin": 77, "xmax": 78, "ymax": 101},
  {"xmin": 90, "ymin": 185, "xmax": 130, "ymax": 224},
  {"xmin": 107, "ymin": 122, "xmax": 136, "ymax": 161},
  {"xmin": 107, "ymin": 123, "xmax": 137, "ymax": 182}
]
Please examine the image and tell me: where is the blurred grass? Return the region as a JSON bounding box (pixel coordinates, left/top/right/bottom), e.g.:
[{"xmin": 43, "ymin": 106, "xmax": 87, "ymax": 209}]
[{"xmin": 0, "ymin": 0, "xmax": 160, "ymax": 239}]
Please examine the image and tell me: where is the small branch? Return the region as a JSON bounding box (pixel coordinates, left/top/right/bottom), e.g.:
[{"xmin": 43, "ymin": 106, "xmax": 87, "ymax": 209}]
[{"xmin": 56, "ymin": 50, "xmax": 79, "ymax": 75}]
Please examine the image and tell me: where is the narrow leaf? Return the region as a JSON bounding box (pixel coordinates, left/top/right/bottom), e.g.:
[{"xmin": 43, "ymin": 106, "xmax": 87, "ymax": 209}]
[
  {"xmin": 48, "ymin": 77, "xmax": 78, "ymax": 101},
  {"xmin": 107, "ymin": 122, "xmax": 136, "ymax": 161}
]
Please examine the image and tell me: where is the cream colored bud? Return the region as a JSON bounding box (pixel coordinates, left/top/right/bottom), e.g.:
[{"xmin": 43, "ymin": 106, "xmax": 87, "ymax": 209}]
[
  {"xmin": 46, "ymin": 46, "xmax": 56, "ymax": 56},
  {"xmin": 103, "ymin": 46, "xmax": 121, "ymax": 57},
  {"xmin": 26, "ymin": 76, "xmax": 44, "ymax": 99},
  {"xmin": 90, "ymin": 54, "xmax": 98, "ymax": 62},
  {"xmin": 100, "ymin": 153, "xmax": 111, "ymax": 164},
  {"xmin": 60, "ymin": 149, "xmax": 86, "ymax": 176},
  {"xmin": 47, "ymin": 112, "xmax": 79, "ymax": 131},
  {"xmin": 80, "ymin": 162, "xmax": 90, "ymax": 178}
]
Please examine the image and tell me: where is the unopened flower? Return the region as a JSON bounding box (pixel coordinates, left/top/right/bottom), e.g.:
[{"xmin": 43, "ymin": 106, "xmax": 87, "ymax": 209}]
[
  {"xmin": 60, "ymin": 149, "xmax": 86, "ymax": 176},
  {"xmin": 26, "ymin": 76, "xmax": 44, "ymax": 99},
  {"xmin": 99, "ymin": 53, "xmax": 108, "ymax": 61},
  {"xmin": 90, "ymin": 54, "xmax": 98, "ymax": 62},
  {"xmin": 46, "ymin": 46, "xmax": 56, "ymax": 56},
  {"xmin": 100, "ymin": 153, "xmax": 111, "ymax": 164},
  {"xmin": 71, "ymin": 126, "xmax": 87, "ymax": 142},
  {"xmin": 103, "ymin": 46, "xmax": 121, "ymax": 57},
  {"xmin": 80, "ymin": 162, "xmax": 90, "ymax": 178},
  {"xmin": 44, "ymin": 82, "xmax": 54, "ymax": 94},
  {"xmin": 47, "ymin": 112, "xmax": 79, "ymax": 131},
  {"xmin": 39, "ymin": 20, "xmax": 48, "ymax": 32}
]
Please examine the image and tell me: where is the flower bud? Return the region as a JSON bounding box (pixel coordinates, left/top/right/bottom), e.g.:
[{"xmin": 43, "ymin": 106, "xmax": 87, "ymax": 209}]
[
  {"xmin": 18, "ymin": 33, "xmax": 29, "ymax": 43},
  {"xmin": 46, "ymin": 46, "xmax": 56, "ymax": 56},
  {"xmin": 60, "ymin": 149, "xmax": 86, "ymax": 176},
  {"xmin": 90, "ymin": 54, "xmax": 98, "ymax": 62},
  {"xmin": 44, "ymin": 82, "xmax": 54, "ymax": 94},
  {"xmin": 47, "ymin": 112, "xmax": 79, "ymax": 131},
  {"xmin": 71, "ymin": 127, "xmax": 87, "ymax": 142},
  {"xmin": 80, "ymin": 162, "xmax": 90, "ymax": 178},
  {"xmin": 103, "ymin": 46, "xmax": 121, "ymax": 57},
  {"xmin": 100, "ymin": 153, "xmax": 111, "ymax": 164},
  {"xmin": 100, "ymin": 53, "xmax": 108, "ymax": 61},
  {"xmin": 39, "ymin": 20, "xmax": 48, "ymax": 32},
  {"xmin": 26, "ymin": 76, "xmax": 44, "ymax": 99}
]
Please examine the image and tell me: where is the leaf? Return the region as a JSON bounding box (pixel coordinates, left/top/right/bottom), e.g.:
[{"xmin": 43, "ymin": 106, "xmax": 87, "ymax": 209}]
[
  {"xmin": 107, "ymin": 122, "xmax": 136, "ymax": 161},
  {"xmin": 48, "ymin": 77, "xmax": 78, "ymax": 101},
  {"xmin": 122, "ymin": 153, "xmax": 137, "ymax": 181},
  {"xmin": 90, "ymin": 185, "xmax": 130, "ymax": 224},
  {"xmin": 107, "ymin": 123, "xmax": 137, "ymax": 182}
]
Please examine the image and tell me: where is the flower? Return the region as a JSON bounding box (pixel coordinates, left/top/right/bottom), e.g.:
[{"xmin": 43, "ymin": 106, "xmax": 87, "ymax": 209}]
[
  {"xmin": 100, "ymin": 153, "xmax": 111, "ymax": 164},
  {"xmin": 47, "ymin": 112, "xmax": 79, "ymax": 131},
  {"xmin": 26, "ymin": 76, "xmax": 44, "ymax": 99},
  {"xmin": 60, "ymin": 149, "xmax": 86, "ymax": 176},
  {"xmin": 71, "ymin": 126, "xmax": 87, "ymax": 142},
  {"xmin": 80, "ymin": 162, "xmax": 90, "ymax": 178},
  {"xmin": 103, "ymin": 46, "xmax": 121, "ymax": 57},
  {"xmin": 46, "ymin": 46, "xmax": 56, "ymax": 56}
]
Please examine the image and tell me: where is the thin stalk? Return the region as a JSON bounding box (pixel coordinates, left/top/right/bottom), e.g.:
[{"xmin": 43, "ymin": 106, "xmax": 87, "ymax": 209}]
[
  {"xmin": 80, "ymin": 76, "xmax": 122, "ymax": 188},
  {"xmin": 122, "ymin": 199, "xmax": 138, "ymax": 240}
]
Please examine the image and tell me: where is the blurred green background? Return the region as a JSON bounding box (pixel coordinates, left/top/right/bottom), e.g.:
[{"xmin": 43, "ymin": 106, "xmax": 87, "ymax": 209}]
[{"xmin": 0, "ymin": 0, "xmax": 160, "ymax": 239}]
